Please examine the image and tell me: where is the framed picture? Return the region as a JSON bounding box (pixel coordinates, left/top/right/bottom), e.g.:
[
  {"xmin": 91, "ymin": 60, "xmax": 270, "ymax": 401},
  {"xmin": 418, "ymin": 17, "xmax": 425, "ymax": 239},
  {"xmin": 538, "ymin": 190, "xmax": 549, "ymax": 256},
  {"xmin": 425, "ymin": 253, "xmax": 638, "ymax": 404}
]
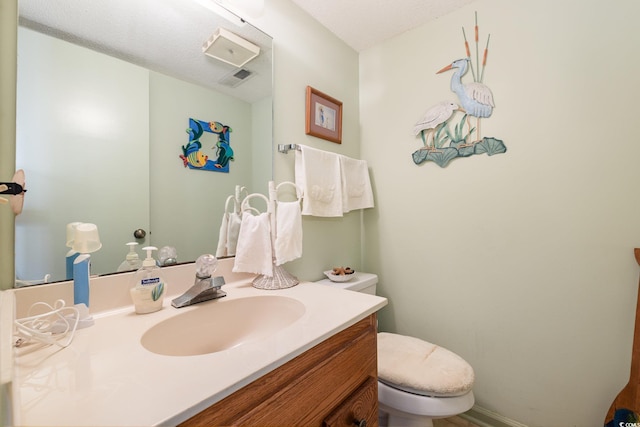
[{"xmin": 305, "ymin": 86, "xmax": 342, "ymax": 144}]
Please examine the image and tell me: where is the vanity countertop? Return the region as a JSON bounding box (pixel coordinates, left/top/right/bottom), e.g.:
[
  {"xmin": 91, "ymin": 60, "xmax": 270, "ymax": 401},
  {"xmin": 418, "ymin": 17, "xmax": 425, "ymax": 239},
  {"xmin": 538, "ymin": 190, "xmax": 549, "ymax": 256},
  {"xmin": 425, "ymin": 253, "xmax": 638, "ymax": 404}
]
[{"xmin": 11, "ymin": 278, "xmax": 387, "ymax": 427}]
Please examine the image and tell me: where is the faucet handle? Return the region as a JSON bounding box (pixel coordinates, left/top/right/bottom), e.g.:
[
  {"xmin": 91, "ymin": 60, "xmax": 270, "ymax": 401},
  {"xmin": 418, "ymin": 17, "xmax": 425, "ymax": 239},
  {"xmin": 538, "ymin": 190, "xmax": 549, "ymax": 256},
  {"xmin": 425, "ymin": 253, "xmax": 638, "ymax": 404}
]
[{"xmin": 196, "ymin": 254, "xmax": 218, "ymax": 278}]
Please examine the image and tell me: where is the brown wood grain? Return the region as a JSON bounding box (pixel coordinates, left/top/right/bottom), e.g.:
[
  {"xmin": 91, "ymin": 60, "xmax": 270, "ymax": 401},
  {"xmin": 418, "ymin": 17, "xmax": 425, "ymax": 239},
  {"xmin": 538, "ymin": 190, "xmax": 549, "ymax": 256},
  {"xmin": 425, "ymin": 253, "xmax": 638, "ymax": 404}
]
[
  {"xmin": 605, "ymin": 249, "xmax": 640, "ymax": 424},
  {"xmin": 180, "ymin": 314, "xmax": 378, "ymax": 427},
  {"xmin": 323, "ymin": 376, "xmax": 378, "ymax": 427}
]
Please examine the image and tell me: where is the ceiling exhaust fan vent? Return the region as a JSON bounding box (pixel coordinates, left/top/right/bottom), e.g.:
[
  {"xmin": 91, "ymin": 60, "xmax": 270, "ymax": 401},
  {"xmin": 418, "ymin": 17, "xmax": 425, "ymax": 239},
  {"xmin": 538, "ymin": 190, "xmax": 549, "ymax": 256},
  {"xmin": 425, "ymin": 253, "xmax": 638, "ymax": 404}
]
[
  {"xmin": 218, "ymin": 68, "xmax": 255, "ymax": 87},
  {"xmin": 202, "ymin": 28, "xmax": 260, "ymax": 68}
]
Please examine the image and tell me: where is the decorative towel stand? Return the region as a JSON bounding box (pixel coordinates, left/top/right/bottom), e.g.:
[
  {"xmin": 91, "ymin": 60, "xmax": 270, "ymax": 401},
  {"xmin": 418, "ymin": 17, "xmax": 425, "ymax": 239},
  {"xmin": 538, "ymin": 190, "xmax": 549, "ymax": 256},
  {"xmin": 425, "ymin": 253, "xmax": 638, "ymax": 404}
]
[
  {"xmin": 275, "ymin": 180, "xmax": 302, "ymax": 201},
  {"xmin": 252, "ymin": 265, "xmax": 299, "ymax": 290},
  {"xmin": 223, "ymin": 185, "xmax": 249, "ymax": 215},
  {"xmin": 242, "ymin": 181, "xmax": 300, "ymax": 290}
]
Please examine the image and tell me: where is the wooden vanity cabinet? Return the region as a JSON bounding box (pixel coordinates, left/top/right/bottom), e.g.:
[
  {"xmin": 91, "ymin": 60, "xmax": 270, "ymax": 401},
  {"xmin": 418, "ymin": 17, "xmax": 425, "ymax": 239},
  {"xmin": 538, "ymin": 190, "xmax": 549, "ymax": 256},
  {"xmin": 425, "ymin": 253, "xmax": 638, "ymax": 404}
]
[{"xmin": 180, "ymin": 314, "xmax": 379, "ymax": 427}]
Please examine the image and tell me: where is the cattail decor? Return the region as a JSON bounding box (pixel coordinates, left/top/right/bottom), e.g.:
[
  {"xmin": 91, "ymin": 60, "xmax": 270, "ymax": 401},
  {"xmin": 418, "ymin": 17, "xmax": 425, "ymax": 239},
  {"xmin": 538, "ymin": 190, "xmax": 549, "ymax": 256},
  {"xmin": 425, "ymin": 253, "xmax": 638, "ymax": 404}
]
[
  {"xmin": 480, "ymin": 34, "xmax": 490, "ymax": 83},
  {"xmin": 461, "ymin": 27, "xmax": 477, "ymax": 82},
  {"xmin": 474, "ymin": 11, "xmax": 479, "ymax": 81}
]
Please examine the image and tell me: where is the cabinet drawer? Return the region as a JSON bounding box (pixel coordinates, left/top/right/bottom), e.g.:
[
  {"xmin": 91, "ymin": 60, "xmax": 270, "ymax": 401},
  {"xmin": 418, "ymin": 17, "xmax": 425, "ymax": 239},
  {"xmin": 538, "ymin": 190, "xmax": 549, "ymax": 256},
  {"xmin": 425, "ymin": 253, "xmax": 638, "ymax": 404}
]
[{"xmin": 323, "ymin": 376, "xmax": 378, "ymax": 427}]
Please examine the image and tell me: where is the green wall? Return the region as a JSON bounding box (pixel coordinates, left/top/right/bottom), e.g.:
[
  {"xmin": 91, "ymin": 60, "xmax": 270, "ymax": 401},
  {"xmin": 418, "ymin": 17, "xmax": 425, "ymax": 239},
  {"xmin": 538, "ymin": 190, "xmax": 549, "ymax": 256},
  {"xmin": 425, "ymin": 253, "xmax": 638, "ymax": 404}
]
[{"xmin": 0, "ymin": 0, "xmax": 17, "ymax": 291}]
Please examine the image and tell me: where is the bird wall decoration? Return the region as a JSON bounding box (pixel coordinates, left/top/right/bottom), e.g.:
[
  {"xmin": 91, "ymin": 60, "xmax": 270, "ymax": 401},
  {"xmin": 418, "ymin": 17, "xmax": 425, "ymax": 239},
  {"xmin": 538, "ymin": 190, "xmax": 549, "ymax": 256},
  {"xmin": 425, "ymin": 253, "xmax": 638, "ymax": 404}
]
[
  {"xmin": 412, "ymin": 12, "xmax": 506, "ymax": 168},
  {"xmin": 437, "ymin": 58, "xmax": 494, "ymax": 142},
  {"xmin": 413, "ymin": 101, "xmax": 459, "ymax": 150}
]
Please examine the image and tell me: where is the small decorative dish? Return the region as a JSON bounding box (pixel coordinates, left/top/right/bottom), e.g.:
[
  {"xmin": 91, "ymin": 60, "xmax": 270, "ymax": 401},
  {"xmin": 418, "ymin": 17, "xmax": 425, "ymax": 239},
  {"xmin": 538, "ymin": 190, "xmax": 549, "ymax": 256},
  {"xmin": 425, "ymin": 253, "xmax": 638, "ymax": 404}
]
[{"xmin": 324, "ymin": 270, "xmax": 356, "ymax": 283}]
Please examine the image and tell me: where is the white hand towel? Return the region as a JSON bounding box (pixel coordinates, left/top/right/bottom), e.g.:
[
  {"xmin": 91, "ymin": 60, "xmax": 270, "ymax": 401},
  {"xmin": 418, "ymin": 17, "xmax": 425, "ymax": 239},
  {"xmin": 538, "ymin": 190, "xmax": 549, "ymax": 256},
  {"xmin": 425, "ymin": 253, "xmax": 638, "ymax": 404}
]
[
  {"xmin": 215, "ymin": 212, "xmax": 229, "ymax": 258},
  {"xmin": 232, "ymin": 212, "xmax": 273, "ymax": 276},
  {"xmin": 339, "ymin": 155, "xmax": 374, "ymax": 212},
  {"xmin": 226, "ymin": 212, "xmax": 242, "ymax": 256},
  {"xmin": 295, "ymin": 145, "xmax": 343, "ymax": 217},
  {"xmin": 274, "ymin": 201, "xmax": 303, "ymax": 265}
]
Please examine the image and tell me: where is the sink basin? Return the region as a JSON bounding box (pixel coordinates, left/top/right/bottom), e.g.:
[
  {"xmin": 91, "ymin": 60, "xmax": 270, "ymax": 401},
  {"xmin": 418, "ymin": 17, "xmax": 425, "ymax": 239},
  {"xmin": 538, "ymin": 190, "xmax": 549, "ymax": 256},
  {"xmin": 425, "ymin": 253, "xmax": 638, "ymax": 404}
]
[{"xmin": 141, "ymin": 295, "xmax": 306, "ymax": 356}]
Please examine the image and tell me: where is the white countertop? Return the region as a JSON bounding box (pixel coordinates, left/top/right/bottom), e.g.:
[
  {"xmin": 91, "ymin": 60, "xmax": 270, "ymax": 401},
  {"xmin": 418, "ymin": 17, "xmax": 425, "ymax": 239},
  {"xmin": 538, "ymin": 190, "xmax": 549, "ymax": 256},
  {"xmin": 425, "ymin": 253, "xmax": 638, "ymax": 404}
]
[{"xmin": 11, "ymin": 278, "xmax": 387, "ymax": 427}]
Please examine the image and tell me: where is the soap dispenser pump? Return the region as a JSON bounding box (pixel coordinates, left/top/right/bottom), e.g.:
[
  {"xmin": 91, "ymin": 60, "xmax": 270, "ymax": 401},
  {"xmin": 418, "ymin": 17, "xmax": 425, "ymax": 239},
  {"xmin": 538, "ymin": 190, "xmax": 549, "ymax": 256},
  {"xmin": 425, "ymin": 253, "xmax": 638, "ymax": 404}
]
[
  {"xmin": 130, "ymin": 246, "xmax": 166, "ymax": 314},
  {"xmin": 117, "ymin": 242, "xmax": 142, "ymax": 272}
]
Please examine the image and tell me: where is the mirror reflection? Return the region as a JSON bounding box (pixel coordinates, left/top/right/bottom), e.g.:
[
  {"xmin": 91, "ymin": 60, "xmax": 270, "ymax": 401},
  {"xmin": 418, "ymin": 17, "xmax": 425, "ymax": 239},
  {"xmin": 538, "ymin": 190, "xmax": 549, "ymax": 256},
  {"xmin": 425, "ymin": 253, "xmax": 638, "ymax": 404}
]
[{"xmin": 14, "ymin": 0, "xmax": 273, "ymax": 286}]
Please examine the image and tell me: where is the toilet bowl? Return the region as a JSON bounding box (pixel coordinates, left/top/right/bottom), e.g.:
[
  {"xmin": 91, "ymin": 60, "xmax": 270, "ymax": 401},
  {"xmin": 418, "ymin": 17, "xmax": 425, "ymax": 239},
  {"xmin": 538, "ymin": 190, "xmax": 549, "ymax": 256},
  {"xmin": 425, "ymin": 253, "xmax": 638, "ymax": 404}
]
[
  {"xmin": 378, "ymin": 381, "xmax": 474, "ymax": 427},
  {"xmin": 315, "ymin": 272, "xmax": 475, "ymax": 427}
]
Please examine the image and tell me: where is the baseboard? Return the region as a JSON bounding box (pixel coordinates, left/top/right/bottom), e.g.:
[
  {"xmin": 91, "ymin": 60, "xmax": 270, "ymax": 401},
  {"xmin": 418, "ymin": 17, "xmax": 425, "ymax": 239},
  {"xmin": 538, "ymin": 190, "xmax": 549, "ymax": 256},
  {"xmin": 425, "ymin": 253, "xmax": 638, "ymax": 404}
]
[{"xmin": 459, "ymin": 405, "xmax": 528, "ymax": 427}]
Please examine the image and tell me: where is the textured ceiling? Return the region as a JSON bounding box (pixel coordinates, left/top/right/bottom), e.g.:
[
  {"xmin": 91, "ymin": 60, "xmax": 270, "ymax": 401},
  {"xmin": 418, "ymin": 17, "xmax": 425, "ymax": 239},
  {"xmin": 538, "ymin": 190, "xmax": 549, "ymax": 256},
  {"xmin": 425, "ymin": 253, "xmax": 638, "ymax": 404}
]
[
  {"xmin": 291, "ymin": 0, "xmax": 477, "ymax": 52},
  {"xmin": 18, "ymin": 0, "xmax": 273, "ymax": 104},
  {"xmin": 17, "ymin": 0, "xmax": 477, "ymax": 104}
]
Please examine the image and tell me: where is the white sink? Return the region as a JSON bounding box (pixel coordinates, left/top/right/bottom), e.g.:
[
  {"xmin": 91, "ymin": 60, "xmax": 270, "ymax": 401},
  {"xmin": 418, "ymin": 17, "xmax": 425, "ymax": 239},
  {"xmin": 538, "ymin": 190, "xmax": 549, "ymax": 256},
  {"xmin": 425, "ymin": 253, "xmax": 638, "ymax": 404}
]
[{"xmin": 141, "ymin": 295, "xmax": 306, "ymax": 356}]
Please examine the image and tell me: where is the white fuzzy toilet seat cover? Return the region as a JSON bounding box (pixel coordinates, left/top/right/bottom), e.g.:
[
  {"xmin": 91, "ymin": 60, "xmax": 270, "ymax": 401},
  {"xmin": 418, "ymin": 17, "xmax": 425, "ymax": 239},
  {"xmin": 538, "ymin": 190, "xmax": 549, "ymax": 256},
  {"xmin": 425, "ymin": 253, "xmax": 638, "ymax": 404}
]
[{"xmin": 377, "ymin": 332, "xmax": 475, "ymax": 397}]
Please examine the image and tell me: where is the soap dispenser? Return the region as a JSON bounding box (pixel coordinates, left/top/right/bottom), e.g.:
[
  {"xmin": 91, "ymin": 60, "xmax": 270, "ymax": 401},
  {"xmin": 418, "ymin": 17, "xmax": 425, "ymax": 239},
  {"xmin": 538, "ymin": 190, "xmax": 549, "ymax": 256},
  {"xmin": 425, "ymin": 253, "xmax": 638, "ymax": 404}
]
[
  {"xmin": 117, "ymin": 242, "xmax": 142, "ymax": 272},
  {"xmin": 130, "ymin": 246, "xmax": 166, "ymax": 314}
]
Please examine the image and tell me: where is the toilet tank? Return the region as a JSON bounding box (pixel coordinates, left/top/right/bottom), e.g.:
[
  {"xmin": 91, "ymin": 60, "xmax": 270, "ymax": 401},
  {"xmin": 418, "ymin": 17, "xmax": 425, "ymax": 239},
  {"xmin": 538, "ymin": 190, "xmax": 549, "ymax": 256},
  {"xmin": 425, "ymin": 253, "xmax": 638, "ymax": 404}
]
[{"xmin": 314, "ymin": 272, "xmax": 378, "ymax": 295}]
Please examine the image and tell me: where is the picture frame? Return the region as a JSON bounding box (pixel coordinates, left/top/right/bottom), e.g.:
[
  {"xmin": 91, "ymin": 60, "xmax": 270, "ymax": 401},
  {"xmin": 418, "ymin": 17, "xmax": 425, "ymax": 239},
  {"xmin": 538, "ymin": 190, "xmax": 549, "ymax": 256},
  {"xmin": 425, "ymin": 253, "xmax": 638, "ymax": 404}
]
[{"xmin": 305, "ymin": 86, "xmax": 343, "ymax": 144}]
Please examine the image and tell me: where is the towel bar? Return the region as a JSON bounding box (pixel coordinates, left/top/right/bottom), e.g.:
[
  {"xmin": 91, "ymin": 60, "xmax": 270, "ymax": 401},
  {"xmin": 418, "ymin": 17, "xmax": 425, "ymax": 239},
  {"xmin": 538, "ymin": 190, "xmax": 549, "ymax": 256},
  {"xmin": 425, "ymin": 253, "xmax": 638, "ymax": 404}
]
[{"xmin": 277, "ymin": 144, "xmax": 300, "ymax": 153}]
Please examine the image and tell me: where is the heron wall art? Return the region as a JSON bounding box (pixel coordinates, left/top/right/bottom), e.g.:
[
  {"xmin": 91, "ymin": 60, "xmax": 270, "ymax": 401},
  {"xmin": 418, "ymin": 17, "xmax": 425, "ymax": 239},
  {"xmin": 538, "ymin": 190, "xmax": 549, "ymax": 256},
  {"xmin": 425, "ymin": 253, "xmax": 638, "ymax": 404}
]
[{"xmin": 413, "ymin": 13, "xmax": 506, "ymax": 168}]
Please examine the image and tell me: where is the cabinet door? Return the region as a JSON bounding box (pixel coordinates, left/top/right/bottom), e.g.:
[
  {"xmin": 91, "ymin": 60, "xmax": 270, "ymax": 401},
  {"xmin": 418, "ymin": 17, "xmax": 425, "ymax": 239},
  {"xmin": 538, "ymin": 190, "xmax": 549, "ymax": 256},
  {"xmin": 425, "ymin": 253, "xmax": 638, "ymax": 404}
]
[
  {"xmin": 180, "ymin": 315, "xmax": 378, "ymax": 427},
  {"xmin": 323, "ymin": 376, "xmax": 378, "ymax": 427}
]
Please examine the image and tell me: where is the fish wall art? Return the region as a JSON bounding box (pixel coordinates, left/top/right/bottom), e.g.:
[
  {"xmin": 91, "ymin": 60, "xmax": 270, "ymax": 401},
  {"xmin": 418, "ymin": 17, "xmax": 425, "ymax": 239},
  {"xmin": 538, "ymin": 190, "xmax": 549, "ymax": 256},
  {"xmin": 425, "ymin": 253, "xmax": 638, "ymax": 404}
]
[
  {"xmin": 413, "ymin": 12, "xmax": 506, "ymax": 168},
  {"xmin": 180, "ymin": 118, "xmax": 234, "ymax": 172}
]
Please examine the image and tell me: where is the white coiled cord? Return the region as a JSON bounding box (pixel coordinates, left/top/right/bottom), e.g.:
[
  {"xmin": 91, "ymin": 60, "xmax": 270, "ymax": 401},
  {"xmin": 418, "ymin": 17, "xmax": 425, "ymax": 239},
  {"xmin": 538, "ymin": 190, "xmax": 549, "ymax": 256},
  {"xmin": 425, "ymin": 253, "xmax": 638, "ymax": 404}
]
[{"xmin": 14, "ymin": 299, "xmax": 80, "ymax": 348}]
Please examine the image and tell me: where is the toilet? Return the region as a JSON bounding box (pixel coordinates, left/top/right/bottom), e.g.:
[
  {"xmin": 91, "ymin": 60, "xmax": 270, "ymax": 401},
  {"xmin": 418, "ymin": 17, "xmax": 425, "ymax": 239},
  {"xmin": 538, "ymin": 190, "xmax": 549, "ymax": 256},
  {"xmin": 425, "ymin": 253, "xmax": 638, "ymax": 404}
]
[{"xmin": 315, "ymin": 272, "xmax": 475, "ymax": 427}]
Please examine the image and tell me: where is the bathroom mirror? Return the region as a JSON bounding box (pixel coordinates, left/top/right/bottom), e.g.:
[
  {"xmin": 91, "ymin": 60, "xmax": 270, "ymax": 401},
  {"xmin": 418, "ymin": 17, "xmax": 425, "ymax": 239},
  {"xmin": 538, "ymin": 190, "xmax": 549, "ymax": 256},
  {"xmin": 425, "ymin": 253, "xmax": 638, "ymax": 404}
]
[{"xmin": 14, "ymin": 0, "xmax": 273, "ymax": 285}]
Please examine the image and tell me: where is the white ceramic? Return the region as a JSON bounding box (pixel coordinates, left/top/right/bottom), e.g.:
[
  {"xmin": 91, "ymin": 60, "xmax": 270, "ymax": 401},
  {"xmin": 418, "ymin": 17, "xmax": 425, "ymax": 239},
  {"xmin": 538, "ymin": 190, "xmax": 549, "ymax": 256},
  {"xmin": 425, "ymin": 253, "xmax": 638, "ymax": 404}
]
[
  {"xmin": 378, "ymin": 381, "xmax": 474, "ymax": 427},
  {"xmin": 323, "ymin": 270, "xmax": 355, "ymax": 282},
  {"xmin": 12, "ymin": 269, "xmax": 388, "ymax": 427},
  {"xmin": 324, "ymin": 273, "xmax": 475, "ymax": 427},
  {"xmin": 141, "ymin": 296, "xmax": 306, "ymax": 356}
]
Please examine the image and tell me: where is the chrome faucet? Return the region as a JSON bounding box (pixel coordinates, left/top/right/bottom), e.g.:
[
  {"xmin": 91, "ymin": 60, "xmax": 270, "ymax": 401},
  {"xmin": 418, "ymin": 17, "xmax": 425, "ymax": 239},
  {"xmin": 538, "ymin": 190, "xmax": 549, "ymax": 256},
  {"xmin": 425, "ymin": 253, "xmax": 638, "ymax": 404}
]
[{"xmin": 171, "ymin": 254, "xmax": 226, "ymax": 308}]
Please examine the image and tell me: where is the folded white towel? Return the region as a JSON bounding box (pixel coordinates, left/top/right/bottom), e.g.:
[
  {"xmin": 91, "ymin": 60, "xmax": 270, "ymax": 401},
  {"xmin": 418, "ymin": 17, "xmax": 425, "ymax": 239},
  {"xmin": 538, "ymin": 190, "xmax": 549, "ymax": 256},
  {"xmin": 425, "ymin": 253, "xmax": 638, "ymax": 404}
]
[
  {"xmin": 339, "ymin": 155, "xmax": 374, "ymax": 213},
  {"xmin": 226, "ymin": 212, "xmax": 242, "ymax": 256},
  {"xmin": 295, "ymin": 145, "xmax": 343, "ymax": 217},
  {"xmin": 232, "ymin": 212, "xmax": 273, "ymax": 276},
  {"xmin": 274, "ymin": 200, "xmax": 303, "ymax": 265},
  {"xmin": 215, "ymin": 212, "xmax": 230, "ymax": 258}
]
